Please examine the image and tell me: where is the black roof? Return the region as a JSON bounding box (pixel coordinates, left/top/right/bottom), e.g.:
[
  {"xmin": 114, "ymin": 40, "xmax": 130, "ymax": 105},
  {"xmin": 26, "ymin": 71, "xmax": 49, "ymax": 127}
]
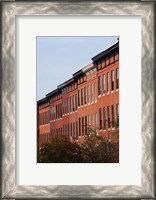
[
  {"xmin": 46, "ymin": 88, "xmax": 60, "ymax": 98},
  {"xmin": 37, "ymin": 97, "xmax": 48, "ymax": 105},
  {"xmin": 92, "ymin": 41, "xmax": 119, "ymax": 62}
]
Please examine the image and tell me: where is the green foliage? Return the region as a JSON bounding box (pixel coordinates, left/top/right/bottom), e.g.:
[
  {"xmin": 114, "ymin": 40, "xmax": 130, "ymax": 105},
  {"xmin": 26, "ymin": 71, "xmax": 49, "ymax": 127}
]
[
  {"xmin": 38, "ymin": 130, "xmax": 119, "ymax": 163},
  {"xmin": 38, "ymin": 135, "xmax": 82, "ymax": 163},
  {"xmin": 81, "ymin": 134, "xmax": 109, "ymax": 163}
]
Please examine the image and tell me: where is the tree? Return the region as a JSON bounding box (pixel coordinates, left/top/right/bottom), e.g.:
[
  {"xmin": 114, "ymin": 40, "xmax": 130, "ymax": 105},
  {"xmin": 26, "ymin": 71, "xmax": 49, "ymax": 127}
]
[
  {"xmin": 81, "ymin": 134, "xmax": 109, "ymax": 163},
  {"xmin": 38, "ymin": 135, "xmax": 82, "ymax": 163},
  {"xmin": 38, "ymin": 122, "xmax": 119, "ymax": 163}
]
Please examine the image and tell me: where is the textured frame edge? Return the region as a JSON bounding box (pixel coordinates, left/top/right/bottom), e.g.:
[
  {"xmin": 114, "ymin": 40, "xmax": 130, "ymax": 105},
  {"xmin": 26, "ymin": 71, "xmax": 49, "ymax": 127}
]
[{"xmin": 1, "ymin": 1, "xmax": 154, "ymax": 199}]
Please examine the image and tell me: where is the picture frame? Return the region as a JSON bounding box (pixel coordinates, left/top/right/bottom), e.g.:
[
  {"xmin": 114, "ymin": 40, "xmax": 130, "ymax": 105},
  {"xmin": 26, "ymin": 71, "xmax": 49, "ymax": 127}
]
[{"xmin": 1, "ymin": 1, "xmax": 155, "ymax": 199}]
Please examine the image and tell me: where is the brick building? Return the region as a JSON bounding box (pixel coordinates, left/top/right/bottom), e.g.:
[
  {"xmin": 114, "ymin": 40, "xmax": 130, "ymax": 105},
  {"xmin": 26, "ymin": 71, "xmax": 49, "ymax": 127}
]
[{"xmin": 37, "ymin": 41, "xmax": 119, "ymax": 149}]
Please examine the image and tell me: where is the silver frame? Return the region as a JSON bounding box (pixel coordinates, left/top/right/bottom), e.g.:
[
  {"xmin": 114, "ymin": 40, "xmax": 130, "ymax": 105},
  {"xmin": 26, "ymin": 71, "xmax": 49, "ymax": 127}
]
[{"xmin": 1, "ymin": 1, "xmax": 155, "ymax": 199}]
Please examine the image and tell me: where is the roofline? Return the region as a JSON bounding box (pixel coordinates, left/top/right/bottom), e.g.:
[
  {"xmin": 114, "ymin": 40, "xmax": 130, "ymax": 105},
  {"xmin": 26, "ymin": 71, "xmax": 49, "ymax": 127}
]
[
  {"xmin": 37, "ymin": 97, "xmax": 48, "ymax": 105},
  {"xmin": 82, "ymin": 63, "xmax": 95, "ymax": 73},
  {"xmin": 46, "ymin": 88, "xmax": 60, "ymax": 98},
  {"xmin": 73, "ymin": 69, "xmax": 83, "ymax": 77},
  {"xmin": 92, "ymin": 41, "xmax": 119, "ymax": 62}
]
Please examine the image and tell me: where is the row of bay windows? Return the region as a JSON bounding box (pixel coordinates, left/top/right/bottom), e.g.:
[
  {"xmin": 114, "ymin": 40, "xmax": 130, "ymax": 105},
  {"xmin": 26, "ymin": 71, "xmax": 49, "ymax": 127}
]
[
  {"xmin": 78, "ymin": 82, "xmax": 97, "ymax": 107},
  {"xmin": 98, "ymin": 68, "xmax": 119, "ymax": 96},
  {"xmin": 44, "ymin": 104, "xmax": 119, "ymax": 141},
  {"xmin": 99, "ymin": 104, "xmax": 119, "ymax": 130},
  {"xmin": 39, "ymin": 111, "xmax": 50, "ymax": 126},
  {"xmin": 39, "ymin": 67, "xmax": 119, "ymax": 124},
  {"xmin": 39, "ymin": 103, "xmax": 119, "ymax": 146}
]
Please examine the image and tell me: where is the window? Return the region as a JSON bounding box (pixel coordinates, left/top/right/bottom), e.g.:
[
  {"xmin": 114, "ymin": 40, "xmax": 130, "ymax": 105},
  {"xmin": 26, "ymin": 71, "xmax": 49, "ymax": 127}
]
[
  {"xmin": 66, "ymin": 98, "xmax": 68, "ymax": 113},
  {"xmin": 58, "ymin": 104, "xmax": 60, "ymax": 118},
  {"xmin": 76, "ymin": 122, "xmax": 78, "ymax": 139},
  {"xmin": 116, "ymin": 68, "xmax": 119, "ymax": 89},
  {"xmin": 73, "ymin": 95, "xmax": 75, "ymax": 111},
  {"xmin": 87, "ymin": 85, "xmax": 90, "ymax": 103},
  {"xmin": 94, "ymin": 82, "xmax": 97, "ymax": 101},
  {"xmin": 107, "ymin": 106, "xmax": 110, "ymax": 129},
  {"xmin": 56, "ymin": 105, "xmax": 58, "ymax": 119},
  {"xmin": 81, "ymin": 88, "xmax": 83, "ymax": 106},
  {"xmin": 79, "ymin": 117, "xmax": 81, "ymax": 136},
  {"xmin": 73, "ymin": 122, "xmax": 75, "ymax": 138},
  {"xmin": 92, "ymin": 114, "xmax": 94, "ymax": 132},
  {"xmin": 75, "ymin": 94, "xmax": 77, "ymax": 110},
  {"xmin": 78, "ymin": 90, "xmax": 80, "ymax": 107},
  {"xmin": 59, "ymin": 104, "xmax": 61, "ymax": 118},
  {"xmin": 82, "ymin": 117, "xmax": 84, "ymax": 136},
  {"xmin": 85, "ymin": 116, "xmax": 87, "ymax": 135},
  {"xmin": 50, "ymin": 108, "xmax": 52, "ymax": 121},
  {"xmin": 70, "ymin": 96, "xmax": 72, "ymax": 112},
  {"xmin": 98, "ymin": 76, "xmax": 101, "ymax": 95},
  {"xmin": 63, "ymin": 125, "xmax": 64, "ymax": 134},
  {"xmin": 111, "ymin": 105, "xmax": 115, "ymax": 127},
  {"xmin": 65, "ymin": 124, "xmax": 67, "ymax": 135},
  {"xmin": 60, "ymin": 104, "xmax": 62, "ymax": 118},
  {"xmin": 111, "ymin": 70, "xmax": 114, "ymax": 91},
  {"xmin": 96, "ymin": 113, "xmax": 98, "ymax": 135},
  {"xmin": 92, "ymin": 83, "xmax": 94, "ymax": 102},
  {"xmin": 103, "ymin": 107, "xmax": 106, "ymax": 130},
  {"xmin": 102, "ymin": 74, "xmax": 105, "ymax": 94},
  {"xmin": 70, "ymin": 123, "xmax": 72, "ymax": 137},
  {"xmin": 87, "ymin": 115, "xmax": 91, "ymax": 134},
  {"xmin": 99, "ymin": 108, "xmax": 102, "ymax": 130},
  {"xmin": 68, "ymin": 97, "xmax": 70, "ymax": 113},
  {"xmin": 64, "ymin": 100, "xmax": 66, "ymax": 114},
  {"xmin": 84, "ymin": 87, "xmax": 86, "ymax": 104},
  {"xmin": 62, "ymin": 101, "xmax": 64, "ymax": 115},
  {"xmin": 107, "ymin": 72, "xmax": 110, "ymax": 93},
  {"xmin": 116, "ymin": 104, "xmax": 119, "ymax": 127}
]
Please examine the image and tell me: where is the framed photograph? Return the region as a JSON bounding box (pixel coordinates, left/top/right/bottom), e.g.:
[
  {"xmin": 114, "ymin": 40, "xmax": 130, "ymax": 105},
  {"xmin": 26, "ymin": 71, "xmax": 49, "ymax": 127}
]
[
  {"xmin": 37, "ymin": 36, "xmax": 119, "ymax": 164},
  {"xmin": 1, "ymin": 1, "xmax": 155, "ymax": 199}
]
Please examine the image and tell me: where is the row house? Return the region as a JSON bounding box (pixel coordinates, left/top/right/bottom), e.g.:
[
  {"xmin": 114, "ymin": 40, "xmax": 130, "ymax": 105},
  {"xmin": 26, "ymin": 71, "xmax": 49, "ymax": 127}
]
[{"xmin": 37, "ymin": 41, "xmax": 119, "ymax": 149}]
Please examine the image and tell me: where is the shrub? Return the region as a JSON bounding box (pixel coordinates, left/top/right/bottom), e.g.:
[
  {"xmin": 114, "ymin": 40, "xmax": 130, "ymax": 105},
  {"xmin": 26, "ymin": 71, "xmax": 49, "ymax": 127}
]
[
  {"xmin": 38, "ymin": 129, "xmax": 119, "ymax": 163},
  {"xmin": 38, "ymin": 135, "xmax": 82, "ymax": 163}
]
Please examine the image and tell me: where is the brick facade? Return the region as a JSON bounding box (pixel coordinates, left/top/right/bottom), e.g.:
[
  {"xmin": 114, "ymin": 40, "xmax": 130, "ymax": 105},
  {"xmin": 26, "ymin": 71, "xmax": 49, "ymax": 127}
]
[{"xmin": 37, "ymin": 41, "xmax": 119, "ymax": 149}]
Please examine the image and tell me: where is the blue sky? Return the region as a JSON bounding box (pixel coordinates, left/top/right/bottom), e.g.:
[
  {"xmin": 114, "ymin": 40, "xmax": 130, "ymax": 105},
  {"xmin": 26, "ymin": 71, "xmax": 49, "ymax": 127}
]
[{"xmin": 37, "ymin": 36, "xmax": 118, "ymax": 100}]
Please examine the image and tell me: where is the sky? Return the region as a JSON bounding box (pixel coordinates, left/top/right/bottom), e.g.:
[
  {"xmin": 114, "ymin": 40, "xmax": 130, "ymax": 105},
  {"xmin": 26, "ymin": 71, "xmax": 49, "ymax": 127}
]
[{"xmin": 37, "ymin": 36, "xmax": 118, "ymax": 100}]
